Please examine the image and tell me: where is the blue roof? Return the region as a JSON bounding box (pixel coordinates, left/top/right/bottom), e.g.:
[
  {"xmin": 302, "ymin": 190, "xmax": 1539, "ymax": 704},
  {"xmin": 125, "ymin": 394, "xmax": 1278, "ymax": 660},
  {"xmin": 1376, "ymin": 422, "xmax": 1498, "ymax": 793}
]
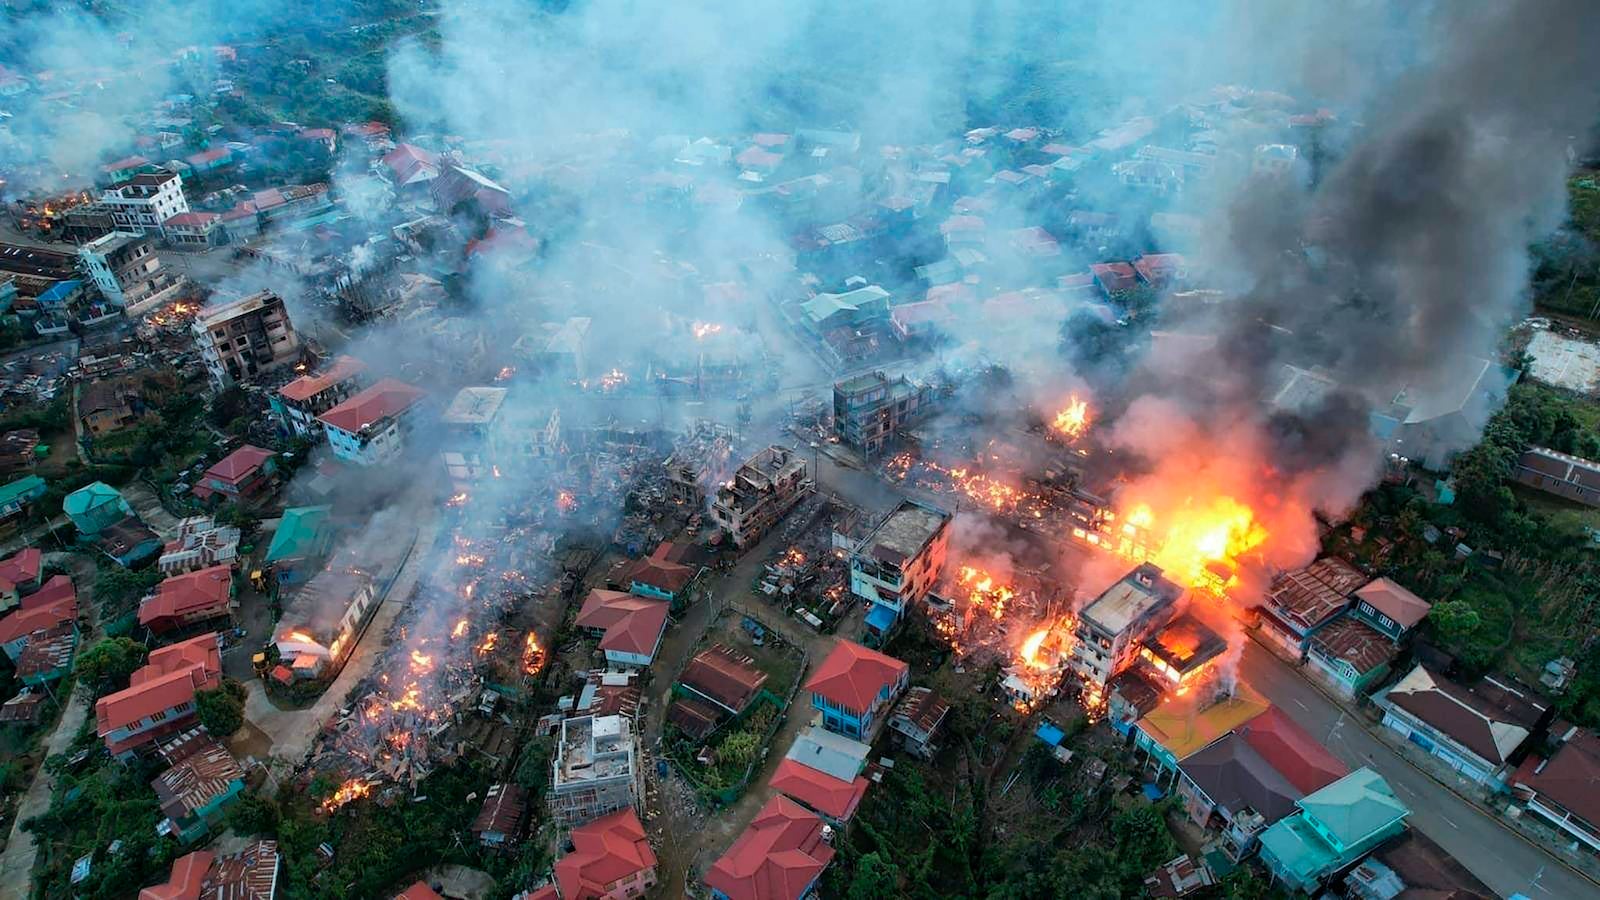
[
  {"xmin": 36, "ymin": 280, "xmax": 81, "ymax": 304},
  {"xmin": 1035, "ymin": 721, "xmax": 1066, "ymax": 746},
  {"xmin": 865, "ymin": 603, "xmax": 897, "ymax": 632}
]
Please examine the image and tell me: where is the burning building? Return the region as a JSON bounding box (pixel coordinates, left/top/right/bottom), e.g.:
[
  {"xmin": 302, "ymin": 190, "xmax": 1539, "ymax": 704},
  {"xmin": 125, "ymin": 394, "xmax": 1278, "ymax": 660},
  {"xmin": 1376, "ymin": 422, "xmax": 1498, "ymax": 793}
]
[
  {"xmin": 926, "ymin": 564, "xmax": 1076, "ymax": 711},
  {"xmin": 76, "ymin": 232, "xmax": 187, "ymax": 314},
  {"xmin": 709, "ymin": 444, "xmax": 813, "ymax": 548},
  {"xmin": 832, "ymin": 370, "xmax": 934, "ymax": 458},
  {"xmin": 549, "ymin": 714, "xmax": 641, "ymax": 829},
  {"xmin": 662, "ymin": 420, "xmax": 734, "ymax": 506},
  {"xmin": 848, "ymin": 499, "xmax": 952, "ymax": 638},
  {"xmin": 272, "ymin": 356, "xmax": 368, "ymax": 441},
  {"xmin": 1138, "ymin": 614, "xmax": 1229, "ymax": 690},
  {"xmin": 1069, "ymin": 564, "xmax": 1188, "ymax": 701},
  {"xmin": 272, "ymin": 567, "xmax": 378, "ymax": 681}
]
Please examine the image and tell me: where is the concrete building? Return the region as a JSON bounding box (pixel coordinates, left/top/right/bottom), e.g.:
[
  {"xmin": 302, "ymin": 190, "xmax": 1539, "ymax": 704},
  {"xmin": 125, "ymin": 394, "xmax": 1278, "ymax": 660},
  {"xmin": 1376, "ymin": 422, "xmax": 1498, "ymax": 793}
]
[
  {"xmin": 553, "ymin": 808, "xmax": 658, "ymax": 900},
  {"xmin": 709, "ymin": 445, "xmax": 813, "ymax": 548},
  {"xmin": 162, "ymin": 211, "xmax": 225, "ymax": 249},
  {"xmin": 440, "ymin": 386, "xmax": 508, "ymax": 482},
  {"xmin": 100, "ymin": 170, "xmax": 189, "ymax": 235},
  {"xmin": 1375, "ymin": 666, "xmax": 1550, "ymax": 788},
  {"xmin": 318, "ymin": 378, "xmax": 427, "ymax": 466},
  {"xmin": 77, "ymin": 232, "xmax": 184, "ymax": 312},
  {"xmin": 1257, "ymin": 768, "xmax": 1409, "ymax": 895},
  {"xmin": 271, "ymin": 355, "xmax": 367, "ymax": 440},
  {"xmin": 1513, "ymin": 446, "xmax": 1600, "ymax": 508},
  {"xmin": 831, "ymin": 370, "xmax": 933, "ymax": 457},
  {"xmin": 1069, "ymin": 563, "xmax": 1186, "ymax": 694},
  {"xmin": 806, "ymin": 639, "xmax": 908, "ymax": 740},
  {"xmin": 550, "ymin": 714, "xmax": 641, "ymax": 829},
  {"xmin": 848, "ymin": 499, "xmax": 951, "ymax": 637},
  {"xmin": 191, "ymin": 291, "xmax": 301, "ymax": 387},
  {"xmin": 94, "ymin": 633, "xmax": 223, "ymax": 760},
  {"xmin": 271, "ymin": 568, "xmax": 378, "ymax": 680},
  {"xmin": 704, "ymin": 796, "xmax": 834, "ymax": 900}
]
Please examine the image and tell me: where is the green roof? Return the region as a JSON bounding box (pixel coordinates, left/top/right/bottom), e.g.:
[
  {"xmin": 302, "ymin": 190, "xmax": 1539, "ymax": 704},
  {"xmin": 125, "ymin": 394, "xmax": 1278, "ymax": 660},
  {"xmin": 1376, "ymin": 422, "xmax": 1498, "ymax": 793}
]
[
  {"xmin": 62, "ymin": 481, "xmax": 122, "ymax": 516},
  {"xmin": 1298, "ymin": 767, "xmax": 1409, "ymax": 846},
  {"xmin": 265, "ymin": 505, "xmax": 333, "ymax": 563},
  {"xmin": 801, "ymin": 285, "xmax": 888, "ymax": 323},
  {"xmin": 1258, "ymin": 812, "xmax": 1339, "ymax": 880},
  {"xmin": 0, "ymin": 475, "xmax": 45, "ymax": 507}
]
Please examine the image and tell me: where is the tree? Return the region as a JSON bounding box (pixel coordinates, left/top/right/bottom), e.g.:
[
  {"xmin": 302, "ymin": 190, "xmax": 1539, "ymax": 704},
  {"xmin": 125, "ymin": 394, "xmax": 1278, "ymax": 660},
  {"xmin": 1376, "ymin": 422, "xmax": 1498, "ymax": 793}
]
[
  {"xmin": 196, "ymin": 680, "xmax": 246, "ymax": 737},
  {"xmin": 719, "ymin": 730, "xmax": 761, "ymax": 768},
  {"xmin": 76, "ymin": 637, "xmax": 148, "ymax": 695},
  {"xmin": 846, "ymin": 851, "xmax": 902, "ymax": 899},
  {"xmin": 93, "ymin": 567, "xmax": 163, "ymax": 617},
  {"xmin": 226, "ymin": 792, "xmax": 279, "ymax": 836},
  {"xmin": 1431, "ymin": 598, "xmax": 1483, "ymax": 643}
]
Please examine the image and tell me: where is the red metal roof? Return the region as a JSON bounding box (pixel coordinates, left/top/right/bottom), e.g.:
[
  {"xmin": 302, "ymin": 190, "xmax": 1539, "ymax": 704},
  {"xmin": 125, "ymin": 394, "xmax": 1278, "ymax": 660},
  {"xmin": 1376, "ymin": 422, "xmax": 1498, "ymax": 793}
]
[
  {"xmin": 704, "ymin": 796, "xmax": 835, "ymax": 900},
  {"xmin": 203, "ymin": 445, "xmax": 274, "ymax": 485},
  {"xmin": 96, "ymin": 633, "xmax": 222, "ymax": 736},
  {"xmin": 318, "ymin": 378, "xmax": 425, "ymax": 435},
  {"xmin": 625, "ymin": 549, "xmax": 695, "ymax": 594},
  {"xmin": 804, "ymin": 640, "xmax": 907, "ymax": 713},
  {"xmin": 1236, "ymin": 705, "xmax": 1348, "ymax": 795},
  {"xmin": 769, "ymin": 758, "xmax": 869, "ymax": 821},
  {"xmin": 103, "ymin": 155, "xmax": 151, "ymax": 173},
  {"xmin": 139, "ymin": 564, "xmax": 232, "ymax": 630},
  {"xmin": 1090, "ymin": 261, "xmax": 1139, "ymax": 294},
  {"xmin": 279, "ymin": 355, "xmax": 366, "ymax": 403},
  {"xmin": 1513, "ymin": 729, "xmax": 1600, "ymax": 832},
  {"xmin": 0, "ymin": 547, "xmax": 42, "ymax": 592},
  {"xmin": 394, "ymin": 883, "xmax": 444, "ymax": 900},
  {"xmin": 0, "ymin": 590, "xmax": 76, "ymax": 644},
  {"xmin": 555, "ymin": 807, "xmax": 658, "ymax": 900},
  {"xmin": 679, "ymin": 644, "xmax": 769, "ymax": 714},
  {"xmin": 163, "ymin": 212, "xmax": 220, "ymax": 228},
  {"xmin": 23, "ymin": 573, "xmax": 75, "ymax": 609},
  {"xmin": 574, "ymin": 589, "xmax": 669, "ymax": 657},
  {"xmin": 138, "ymin": 850, "xmax": 213, "ymax": 900}
]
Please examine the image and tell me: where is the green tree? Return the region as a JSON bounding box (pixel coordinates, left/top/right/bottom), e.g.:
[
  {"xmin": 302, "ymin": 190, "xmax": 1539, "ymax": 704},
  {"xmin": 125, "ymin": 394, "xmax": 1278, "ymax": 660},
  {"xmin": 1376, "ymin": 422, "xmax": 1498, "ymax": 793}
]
[
  {"xmin": 196, "ymin": 679, "xmax": 246, "ymax": 737},
  {"xmin": 846, "ymin": 851, "xmax": 902, "ymax": 899},
  {"xmin": 93, "ymin": 567, "xmax": 163, "ymax": 617},
  {"xmin": 76, "ymin": 637, "xmax": 148, "ymax": 695},
  {"xmin": 226, "ymin": 792, "xmax": 280, "ymax": 835},
  {"xmin": 1431, "ymin": 597, "xmax": 1483, "ymax": 643},
  {"xmin": 719, "ymin": 730, "xmax": 761, "ymax": 768}
]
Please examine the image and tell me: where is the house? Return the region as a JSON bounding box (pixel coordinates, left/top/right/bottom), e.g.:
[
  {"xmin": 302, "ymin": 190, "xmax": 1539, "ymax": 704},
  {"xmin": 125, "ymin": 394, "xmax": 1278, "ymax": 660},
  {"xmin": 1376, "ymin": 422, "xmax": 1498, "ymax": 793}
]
[
  {"xmin": 0, "ymin": 474, "xmax": 47, "ymax": 530},
  {"xmin": 318, "ymin": 378, "xmax": 427, "ymax": 466},
  {"xmin": 831, "ymin": 371, "xmax": 934, "ymax": 459},
  {"xmin": 1376, "ymin": 665, "xmax": 1551, "ymax": 787},
  {"xmin": 0, "ymin": 575, "xmax": 77, "ymax": 660},
  {"xmin": 1349, "ymin": 578, "xmax": 1431, "ymax": 642},
  {"xmin": 157, "ymin": 516, "xmax": 241, "ymax": 576},
  {"xmin": 1342, "ymin": 829, "xmax": 1495, "ymax": 900},
  {"xmin": 1133, "ymin": 682, "xmax": 1271, "ymax": 775},
  {"xmin": 34, "ymin": 278, "xmax": 85, "ymax": 314},
  {"xmin": 272, "ymin": 567, "xmax": 378, "ymax": 679},
  {"xmin": 152, "ymin": 728, "xmax": 246, "ymax": 843},
  {"xmin": 0, "ymin": 431, "xmax": 40, "ymax": 475},
  {"xmin": 263, "ymin": 505, "xmax": 335, "ymax": 586},
  {"xmin": 272, "ymin": 355, "xmax": 367, "ymax": 440},
  {"xmin": 1514, "ymin": 446, "xmax": 1600, "ymax": 507},
  {"xmin": 102, "ymin": 155, "xmax": 154, "ymax": 183},
  {"xmin": 382, "ymin": 143, "xmax": 440, "ymax": 189},
  {"xmin": 1070, "ymin": 563, "xmax": 1187, "ymax": 693},
  {"xmin": 139, "ymin": 564, "xmax": 236, "ymax": 634},
  {"xmin": 96, "ymin": 516, "xmax": 164, "ymax": 569},
  {"xmin": 0, "ymin": 546, "xmax": 43, "ymax": 611},
  {"xmin": 886, "ymin": 686, "xmax": 949, "ymax": 759},
  {"xmin": 101, "ymin": 170, "xmax": 188, "ymax": 235},
  {"xmin": 163, "ymin": 211, "xmax": 225, "ymax": 249},
  {"xmin": 848, "ymin": 499, "xmax": 952, "ymax": 637},
  {"xmin": 574, "ymin": 589, "xmax": 671, "ymax": 669},
  {"xmin": 1510, "ymin": 725, "xmax": 1600, "ymax": 852},
  {"xmin": 549, "ymin": 714, "xmax": 641, "ymax": 828},
  {"xmin": 183, "ymin": 146, "xmax": 234, "ymax": 174},
  {"xmin": 191, "ymin": 445, "xmax": 276, "ymax": 504},
  {"xmin": 800, "ymin": 284, "xmax": 889, "ymax": 334},
  {"xmin": 16, "ymin": 622, "xmax": 77, "ymax": 686},
  {"xmin": 0, "ymin": 691, "xmax": 47, "ymax": 725},
  {"xmin": 95, "ymin": 632, "xmax": 223, "ymax": 759},
  {"xmin": 191, "ymin": 291, "xmax": 302, "ymax": 387},
  {"xmin": 1257, "ymin": 768, "xmax": 1410, "ymax": 894},
  {"xmin": 1090, "ymin": 261, "xmax": 1140, "ymax": 297},
  {"xmin": 472, "ymin": 783, "xmax": 529, "ymax": 850},
  {"xmin": 431, "ymin": 164, "xmax": 513, "ymax": 218},
  {"xmin": 769, "ymin": 725, "xmax": 871, "ymax": 824},
  {"xmin": 79, "ymin": 376, "xmax": 148, "ymax": 437},
  {"xmin": 139, "ymin": 839, "xmax": 280, "ymax": 900},
  {"xmin": 806, "ymin": 639, "xmax": 908, "ymax": 739},
  {"xmin": 622, "ymin": 542, "xmax": 699, "ymax": 606},
  {"xmin": 77, "ymin": 231, "xmax": 184, "ymax": 310},
  {"xmin": 709, "ymin": 445, "xmax": 813, "ymax": 549},
  {"xmin": 1303, "ymin": 615, "xmax": 1393, "ymax": 699},
  {"xmin": 703, "ymin": 795, "xmax": 835, "ymax": 900},
  {"xmin": 553, "ymin": 807, "xmax": 658, "ymax": 900},
  {"xmin": 395, "ymin": 883, "xmax": 444, "ymax": 900},
  {"xmin": 1255, "ymin": 557, "xmax": 1368, "ymax": 659},
  {"xmin": 1378, "ymin": 356, "xmax": 1518, "ymax": 470},
  {"xmin": 1142, "ymin": 854, "xmax": 1216, "ymax": 898},
  {"xmin": 439, "ymin": 386, "xmax": 508, "ymax": 481},
  {"xmin": 676, "ymin": 643, "xmax": 770, "ymax": 717},
  {"xmin": 1132, "ymin": 252, "xmax": 1188, "ymax": 290},
  {"xmin": 1174, "ymin": 706, "xmax": 1348, "ymax": 859}
]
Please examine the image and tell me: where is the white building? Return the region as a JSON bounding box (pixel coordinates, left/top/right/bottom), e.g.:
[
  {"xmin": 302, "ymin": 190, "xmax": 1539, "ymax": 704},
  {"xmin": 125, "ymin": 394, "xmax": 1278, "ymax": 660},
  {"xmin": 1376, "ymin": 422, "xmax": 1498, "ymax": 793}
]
[
  {"xmin": 272, "ymin": 567, "xmax": 378, "ymax": 680},
  {"xmin": 191, "ymin": 291, "xmax": 301, "ymax": 387},
  {"xmin": 100, "ymin": 170, "xmax": 189, "ymax": 236},
  {"xmin": 440, "ymin": 386, "xmax": 508, "ymax": 482},
  {"xmin": 1069, "ymin": 563, "xmax": 1186, "ymax": 692},
  {"xmin": 77, "ymin": 232, "xmax": 185, "ymax": 314},
  {"xmin": 550, "ymin": 714, "xmax": 641, "ymax": 828},
  {"xmin": 317, "ymin": 378, "xmax": 427, "ymax": 466}
]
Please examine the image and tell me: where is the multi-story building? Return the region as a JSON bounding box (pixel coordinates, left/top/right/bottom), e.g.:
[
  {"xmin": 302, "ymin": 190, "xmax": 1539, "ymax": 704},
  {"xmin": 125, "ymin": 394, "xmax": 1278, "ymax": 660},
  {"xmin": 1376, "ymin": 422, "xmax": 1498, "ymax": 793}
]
[
  {"xmin": 94, "ymin": 632, "xmax": 223, "ymax": 760},
  {"xmin": 709, "ymin": 445, "xmax": 813, "ymax": 548},
  {"xmin": 806, "ymin": 639, "xmax": 908, "ymax": 740},
  {"xmin": 317, "ymin": 378, "xmax": 427, "ymax": 466},
  {"xmin": 162, "ymin": 211, "xmax": 225, "ymax": 249},
  {"xmin": 1069, "ymin": 563, "xmax": 1186, "ymax": 694},
  {"xmin": 495, "ymin": 402, "xmax": 562, "ymax": 467},
  {"xmin": 77, "ymin": 232, "xmax": 185, "ymax": 313},
  {"xmin": 100, "ymin": 170, "xmax": 189, "ymax": 235},
  {"xmin": 848, "ymin": 499, "xmax": 951, "ymax": 637},
  {"xmin": 549, "ymin": 714, "xmax": 641, "ymax": 828},
  {"xmin": 271, "ymin": 355, "xmax": 367, "ymax": 440},
  {"xmin": 831, "ymin": 370, "xmax": 933, "ymax": 457},
  {"xmin": 553, "ymin": 808, "xmax": 659, "ymax": 900},
  {"xmin": 191, "ymin": 291, "xmax": 301, "ymax": 387},
  {"xmin": 272, "ymin": 567, "xmax": 378, "ymax": 680},
  {"xmin": 440, "ymin": 386, "xmax": 508, "ymax": 482}
]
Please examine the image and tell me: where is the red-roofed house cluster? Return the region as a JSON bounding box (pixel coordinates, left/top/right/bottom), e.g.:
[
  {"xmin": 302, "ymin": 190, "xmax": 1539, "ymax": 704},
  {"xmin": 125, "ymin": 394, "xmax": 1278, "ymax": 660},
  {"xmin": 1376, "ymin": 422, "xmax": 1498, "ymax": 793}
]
[{"xmin": 96, "ymin": 632, "xmax": 224, "ymax": 760}]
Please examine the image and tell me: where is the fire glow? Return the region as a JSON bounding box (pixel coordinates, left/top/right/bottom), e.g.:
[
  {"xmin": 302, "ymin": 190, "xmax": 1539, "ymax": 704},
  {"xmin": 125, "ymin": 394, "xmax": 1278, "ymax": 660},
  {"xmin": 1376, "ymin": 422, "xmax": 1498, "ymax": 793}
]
[
  {"xmin": 521, "ymin": 632, "xmax": 546, "ymax": 676},
  {"xmin": 1109, "ymin": 496, "xmax": 1269, "ymax": 594},
  {"xmin": 692, "ymin": 321, "xmax": 724, "ymax": 339},
  {"xmin": 1050, "ymin": 395, "xmax": 1091, "ymax": 441},
  {"xmin": 556, "ymin": 490, "xmax": 577, "ymax": 514},
  {"xmin": 319, "ymin": 778, "xmax": 372, "ymax": 814}
]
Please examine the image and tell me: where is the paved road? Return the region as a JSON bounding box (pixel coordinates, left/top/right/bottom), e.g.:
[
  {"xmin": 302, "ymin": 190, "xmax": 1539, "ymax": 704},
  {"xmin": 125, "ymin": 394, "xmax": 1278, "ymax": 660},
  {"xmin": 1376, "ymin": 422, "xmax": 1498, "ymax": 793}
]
[{"xmin": 1240, "ymin": 642, "xmax": 1591, "ymax": 899}]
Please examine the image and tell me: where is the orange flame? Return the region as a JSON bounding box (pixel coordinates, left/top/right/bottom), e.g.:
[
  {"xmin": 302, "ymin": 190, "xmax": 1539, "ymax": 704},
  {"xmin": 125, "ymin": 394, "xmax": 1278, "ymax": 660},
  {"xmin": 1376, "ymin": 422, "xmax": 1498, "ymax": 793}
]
[
  {"xmin": 319, "ymin": 778, "xmax": 372, "ymax": 814},
  {"xmin": 451, "ymin": 619, "xmax": 469, "ymax": 639},
  {"xmin": 1050, "ymin": 395, "xmax": 1091, "ymax": 441},
  {"xmin": 409, "ymin": 650, "xmax": 433, "ymax": 673},
  {"xmin": 521, "ymin": 632, "xmax": 545, "ymax": 676},
  {"xmin": 692, "ymin": 321, "xmax": 723, "ymax": 339},
  {"xmin": 476, "ymin": 632, "xmax": 498, "ymax": 655},
  {"xmin": 556, "ymin": 490, "xmax": 577, "ymax": 513},
  {"xmin": 1111, "ymin": 496, "xmax": 1267, "ymax": 592}
]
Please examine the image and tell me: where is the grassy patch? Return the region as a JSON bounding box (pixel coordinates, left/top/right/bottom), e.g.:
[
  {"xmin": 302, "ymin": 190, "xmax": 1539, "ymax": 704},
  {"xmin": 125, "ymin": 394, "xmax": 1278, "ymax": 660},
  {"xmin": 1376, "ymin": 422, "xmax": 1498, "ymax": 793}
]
[{"xmin": 1511, "ymin": 484, "xmax": 1600, "ymax": 533}]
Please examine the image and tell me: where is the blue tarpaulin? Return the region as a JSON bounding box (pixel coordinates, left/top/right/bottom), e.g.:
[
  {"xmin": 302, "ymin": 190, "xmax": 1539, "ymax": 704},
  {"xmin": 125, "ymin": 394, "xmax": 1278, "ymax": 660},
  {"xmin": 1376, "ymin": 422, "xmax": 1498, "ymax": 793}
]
[
  {"xmin": 1035, "ymin": 721, "xmax": 1065, "ymax": 746},
  {"xmin": 865, "ymin": 604, "xmax": 897, "ymax": 633}
]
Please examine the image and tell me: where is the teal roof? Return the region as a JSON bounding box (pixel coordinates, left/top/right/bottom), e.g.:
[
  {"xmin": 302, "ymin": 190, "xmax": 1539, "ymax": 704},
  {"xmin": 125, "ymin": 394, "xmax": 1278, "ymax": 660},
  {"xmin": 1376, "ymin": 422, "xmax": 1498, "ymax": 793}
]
[
  {"xmin": 0, "ymin": 475, "xmax": 46, "ymax": 507},
  {"xmin": 265, "ymin": 505, "xmax": 332, "ymax": 563},
  {"xmin": 801, "ymin": 285, "xmax": 888, "ymax": 323},
  {"xmin": 62, "ymin": 481, "xmax": 122, "ymax": 516},
  {"xmin": 1299, "ymin": 767, "xmax": 1408, "ymax": 846},
  {"xmin": 1259, "ymin": 812, "xmax": 1338, "ymax": 879}
]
